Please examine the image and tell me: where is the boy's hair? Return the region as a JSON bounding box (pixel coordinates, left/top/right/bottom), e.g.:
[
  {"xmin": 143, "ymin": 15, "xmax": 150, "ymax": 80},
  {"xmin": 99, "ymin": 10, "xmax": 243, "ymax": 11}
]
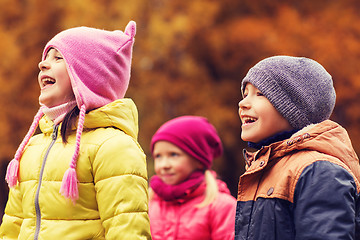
[{"xmin": 242, "ymin": 56, "xmax": 336, "ymax": 129}]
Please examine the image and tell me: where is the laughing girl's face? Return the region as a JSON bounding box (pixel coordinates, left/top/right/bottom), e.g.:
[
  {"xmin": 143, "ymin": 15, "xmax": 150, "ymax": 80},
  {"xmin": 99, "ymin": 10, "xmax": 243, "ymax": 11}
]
[{"xmin": 38, "ymin": 48, "xmax": 75, "ymax": 107}]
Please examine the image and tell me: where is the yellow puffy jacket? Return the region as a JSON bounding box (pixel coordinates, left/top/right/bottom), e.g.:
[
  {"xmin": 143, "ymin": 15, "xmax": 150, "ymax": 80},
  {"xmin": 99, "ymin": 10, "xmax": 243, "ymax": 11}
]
[{"xmin": 0, "ymin": 99, "xmax": 151, "ymax": 240}]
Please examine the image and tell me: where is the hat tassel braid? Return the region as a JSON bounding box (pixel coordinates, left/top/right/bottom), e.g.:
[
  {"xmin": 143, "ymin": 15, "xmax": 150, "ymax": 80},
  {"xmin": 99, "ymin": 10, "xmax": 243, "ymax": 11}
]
[
  {"xmin": 6, "ymin": 108, "xmax": 44, "ymax": 187},
  {"xmin": 60, "ymin": 104, "xmax": 86, "ymax": 203}
]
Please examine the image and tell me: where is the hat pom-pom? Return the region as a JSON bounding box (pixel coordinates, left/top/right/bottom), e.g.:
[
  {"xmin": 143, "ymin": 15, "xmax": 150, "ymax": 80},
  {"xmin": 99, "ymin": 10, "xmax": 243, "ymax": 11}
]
[
  {"xmin": 5, "ymin": 159, "xmax": 19, "ymax": 188},
  {"xmin": 60, "ymin": 167, "xmax": 79, "ymax": 203}
]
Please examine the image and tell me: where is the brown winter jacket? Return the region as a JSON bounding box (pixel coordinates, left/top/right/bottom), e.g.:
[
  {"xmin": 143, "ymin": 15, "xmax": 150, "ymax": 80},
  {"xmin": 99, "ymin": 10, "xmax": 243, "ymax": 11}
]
[{"xmin": 235, "ymin": 120, "xmax": 360, "ymax": 240}]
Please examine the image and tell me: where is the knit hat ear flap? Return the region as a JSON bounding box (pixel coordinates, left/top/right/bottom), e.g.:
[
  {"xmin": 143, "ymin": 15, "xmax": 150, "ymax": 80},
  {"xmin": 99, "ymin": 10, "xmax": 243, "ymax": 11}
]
[
  {"xmin": 60, "ymin": 104, "xmax": 86, "ymax": 203},
  {"xmin": 6, "ymin": 108, "xmax": 44, "ymax": 187}
]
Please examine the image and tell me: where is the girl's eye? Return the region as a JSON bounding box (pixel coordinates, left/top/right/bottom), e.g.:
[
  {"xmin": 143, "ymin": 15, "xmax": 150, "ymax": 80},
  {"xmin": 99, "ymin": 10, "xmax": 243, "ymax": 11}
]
[
  {"xmin": 170, "ymin": 152, "xmax": 179, "ymax": 157},
  {"xmin": 153, "ymin": 154, "xmax": 161, "ymax": 159},
  {"xmin": 55, "ymin": 56, "xmax": 63, "ymax": 60},
  {"xmin": 256, "ymin": 91, "xmax": 264, "ymax": 96}
]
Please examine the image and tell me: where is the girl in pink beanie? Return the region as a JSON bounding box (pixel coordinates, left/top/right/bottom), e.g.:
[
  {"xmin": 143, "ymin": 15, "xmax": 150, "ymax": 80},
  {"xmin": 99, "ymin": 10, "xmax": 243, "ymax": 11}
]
[
  {"xmin": 149, "ymin": 116, "xmax": 236, "ymax": 240},
  {"xmin": 0, "ymin": 21, "xmax": 151, "ymax": 240}
]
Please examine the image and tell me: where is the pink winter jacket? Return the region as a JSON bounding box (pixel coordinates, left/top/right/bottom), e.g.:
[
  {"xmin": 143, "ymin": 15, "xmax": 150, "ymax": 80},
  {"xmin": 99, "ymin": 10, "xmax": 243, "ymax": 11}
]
[{"xmin": 149, "ymin": 180, "xmax": 236, "ymax": 240}]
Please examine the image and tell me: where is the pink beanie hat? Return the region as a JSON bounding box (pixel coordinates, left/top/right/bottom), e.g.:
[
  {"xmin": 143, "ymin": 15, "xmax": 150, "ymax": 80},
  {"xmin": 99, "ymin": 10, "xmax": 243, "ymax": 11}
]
[
  {"xmin": 150, "ymin": 116, "xmax": 223, "ymax": 169},
  {"xmin": 6, "ymin": 21, "xmax": 136, "ymax": 203},
  {"xmin": 43, "ymin": 21, "xmax": 136, "ymax": 110}
]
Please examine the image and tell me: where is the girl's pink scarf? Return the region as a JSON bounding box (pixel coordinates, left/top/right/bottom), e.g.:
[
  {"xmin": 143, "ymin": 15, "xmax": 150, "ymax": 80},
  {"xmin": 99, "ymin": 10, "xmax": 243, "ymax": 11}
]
[
  {"xmin": 41, "ymin": 100, "xmax": 77, "ymax": 125},
  {"xmin": 150, "ymin": 170, "xmax": 205, "ymax": 201}
]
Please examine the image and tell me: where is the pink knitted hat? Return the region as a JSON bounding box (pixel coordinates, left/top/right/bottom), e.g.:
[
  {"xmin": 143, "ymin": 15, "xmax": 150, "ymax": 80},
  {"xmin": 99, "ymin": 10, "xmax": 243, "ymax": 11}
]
[
  {"xmin": 6, "ymin": 21, "xmax": 136, "ymax": 203},
  {"xmin": 43, "ymin": 21, "xmax": 136, "ymax": 111},
  {"xmin": 150, "ymin": 116, "xmax": 223, "ymax": 169}
]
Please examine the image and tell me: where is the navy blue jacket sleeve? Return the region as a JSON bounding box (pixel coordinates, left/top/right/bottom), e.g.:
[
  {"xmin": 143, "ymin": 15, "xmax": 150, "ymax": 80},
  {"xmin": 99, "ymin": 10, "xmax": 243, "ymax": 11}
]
[{"xmin": 293, "ymin": 161, "xmax": 359, "ymax": 240}]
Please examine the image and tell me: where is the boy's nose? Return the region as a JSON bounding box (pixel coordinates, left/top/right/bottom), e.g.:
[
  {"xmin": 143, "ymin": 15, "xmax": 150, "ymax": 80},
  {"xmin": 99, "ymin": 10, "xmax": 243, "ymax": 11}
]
[{"xmin": 238, "ymin": 98, "xmax": 249, "ymax": 109}]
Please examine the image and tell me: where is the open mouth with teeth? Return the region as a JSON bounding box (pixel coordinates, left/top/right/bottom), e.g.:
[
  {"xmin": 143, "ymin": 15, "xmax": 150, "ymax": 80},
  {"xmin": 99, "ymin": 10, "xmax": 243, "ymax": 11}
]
[
  {"xmin": 242, "ymin": 116, "xmax": 257, "ymax": 125},
  {"xmin": 42, "ymin": 77, "xmax": 56, "ymax": 86}
]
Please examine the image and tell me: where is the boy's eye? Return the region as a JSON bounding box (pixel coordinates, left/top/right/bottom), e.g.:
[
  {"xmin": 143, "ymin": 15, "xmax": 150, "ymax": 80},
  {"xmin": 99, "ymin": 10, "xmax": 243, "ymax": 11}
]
[
  {"xmin": 256, "ymin": 91, "xmax": 264, "ymax": 96},
  {"xmin": 243, "ymin": 92, "xmax": 248, "ymax": 98}
]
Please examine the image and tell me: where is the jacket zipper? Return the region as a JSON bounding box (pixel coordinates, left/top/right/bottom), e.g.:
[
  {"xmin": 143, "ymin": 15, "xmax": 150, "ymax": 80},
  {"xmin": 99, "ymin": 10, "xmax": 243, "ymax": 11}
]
[{"xmin": 34, "ymin": 124, "xmax": 59, "ymax": 240}]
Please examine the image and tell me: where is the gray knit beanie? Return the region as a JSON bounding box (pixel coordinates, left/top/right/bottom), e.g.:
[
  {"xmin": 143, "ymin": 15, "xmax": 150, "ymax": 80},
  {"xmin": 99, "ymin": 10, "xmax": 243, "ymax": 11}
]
[{"xmin": 241, "ymin": 56, "xmax": 336, "ymax": 129}]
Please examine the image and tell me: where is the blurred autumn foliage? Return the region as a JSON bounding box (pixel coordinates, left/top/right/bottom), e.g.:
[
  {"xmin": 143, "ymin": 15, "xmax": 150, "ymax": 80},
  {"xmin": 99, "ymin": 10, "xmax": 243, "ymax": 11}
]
[{"xmin": 1, "ymin": 0, "xmax": 360, "ymax": 218}]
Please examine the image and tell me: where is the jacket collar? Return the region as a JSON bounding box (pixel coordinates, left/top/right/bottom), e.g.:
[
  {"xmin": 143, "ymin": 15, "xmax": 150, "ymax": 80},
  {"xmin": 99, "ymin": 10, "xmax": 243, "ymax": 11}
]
[
  {"xmin": 243, "ymin": 120, "xmax": 360, "ymax": 185},
  {"xmin": 243, "ymin": 122, "xmax": 321, "ymax": 169},
  {"xmin": 39, "ymin": 98, "xmax": 139, "ymax": 140}
]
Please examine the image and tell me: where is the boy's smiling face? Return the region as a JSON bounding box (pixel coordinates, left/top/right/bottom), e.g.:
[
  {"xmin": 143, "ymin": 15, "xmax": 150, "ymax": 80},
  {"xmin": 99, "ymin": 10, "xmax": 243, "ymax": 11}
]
[{"xmin": 238, "ymin": 83, "xmax": 293, "ymax": 143}]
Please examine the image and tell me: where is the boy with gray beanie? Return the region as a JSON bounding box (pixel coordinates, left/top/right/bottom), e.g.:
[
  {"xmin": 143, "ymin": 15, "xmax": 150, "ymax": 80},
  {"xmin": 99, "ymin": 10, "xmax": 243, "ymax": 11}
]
[{"xmin": 236, "ymin": 55, "xmax": 360, "ymax": 240}]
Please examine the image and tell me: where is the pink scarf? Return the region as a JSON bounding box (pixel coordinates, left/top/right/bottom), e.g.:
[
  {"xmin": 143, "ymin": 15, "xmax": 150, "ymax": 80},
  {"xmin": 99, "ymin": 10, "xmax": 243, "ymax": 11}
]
[
  {"xmin": 150, "ymin": 170, "xmax": 205, "ymax": 201},
  {"xmin": 41, "ymin": 100, "xmax": 77, "ymax": 125}
]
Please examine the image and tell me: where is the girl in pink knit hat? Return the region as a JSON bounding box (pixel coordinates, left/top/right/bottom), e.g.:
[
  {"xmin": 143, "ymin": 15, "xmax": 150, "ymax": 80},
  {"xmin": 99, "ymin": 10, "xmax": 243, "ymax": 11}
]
[
  {"xmin": 149, "ymin": 116, "xmax": 236, "ymax": 240},
  {"xmin": 0, "ymin": 21, "xmax": 151, "ymax": 239}
]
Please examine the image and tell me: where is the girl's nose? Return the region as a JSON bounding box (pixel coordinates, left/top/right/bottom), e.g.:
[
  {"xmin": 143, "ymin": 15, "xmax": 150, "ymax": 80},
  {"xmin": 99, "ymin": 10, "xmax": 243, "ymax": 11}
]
[
  {"xmin": 38, "ymin": 60, "xmax": 49, "ymax": 71},
  {"xmin": 159, "ymin": 158, "xmax": 171, "ymax": 168}
]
